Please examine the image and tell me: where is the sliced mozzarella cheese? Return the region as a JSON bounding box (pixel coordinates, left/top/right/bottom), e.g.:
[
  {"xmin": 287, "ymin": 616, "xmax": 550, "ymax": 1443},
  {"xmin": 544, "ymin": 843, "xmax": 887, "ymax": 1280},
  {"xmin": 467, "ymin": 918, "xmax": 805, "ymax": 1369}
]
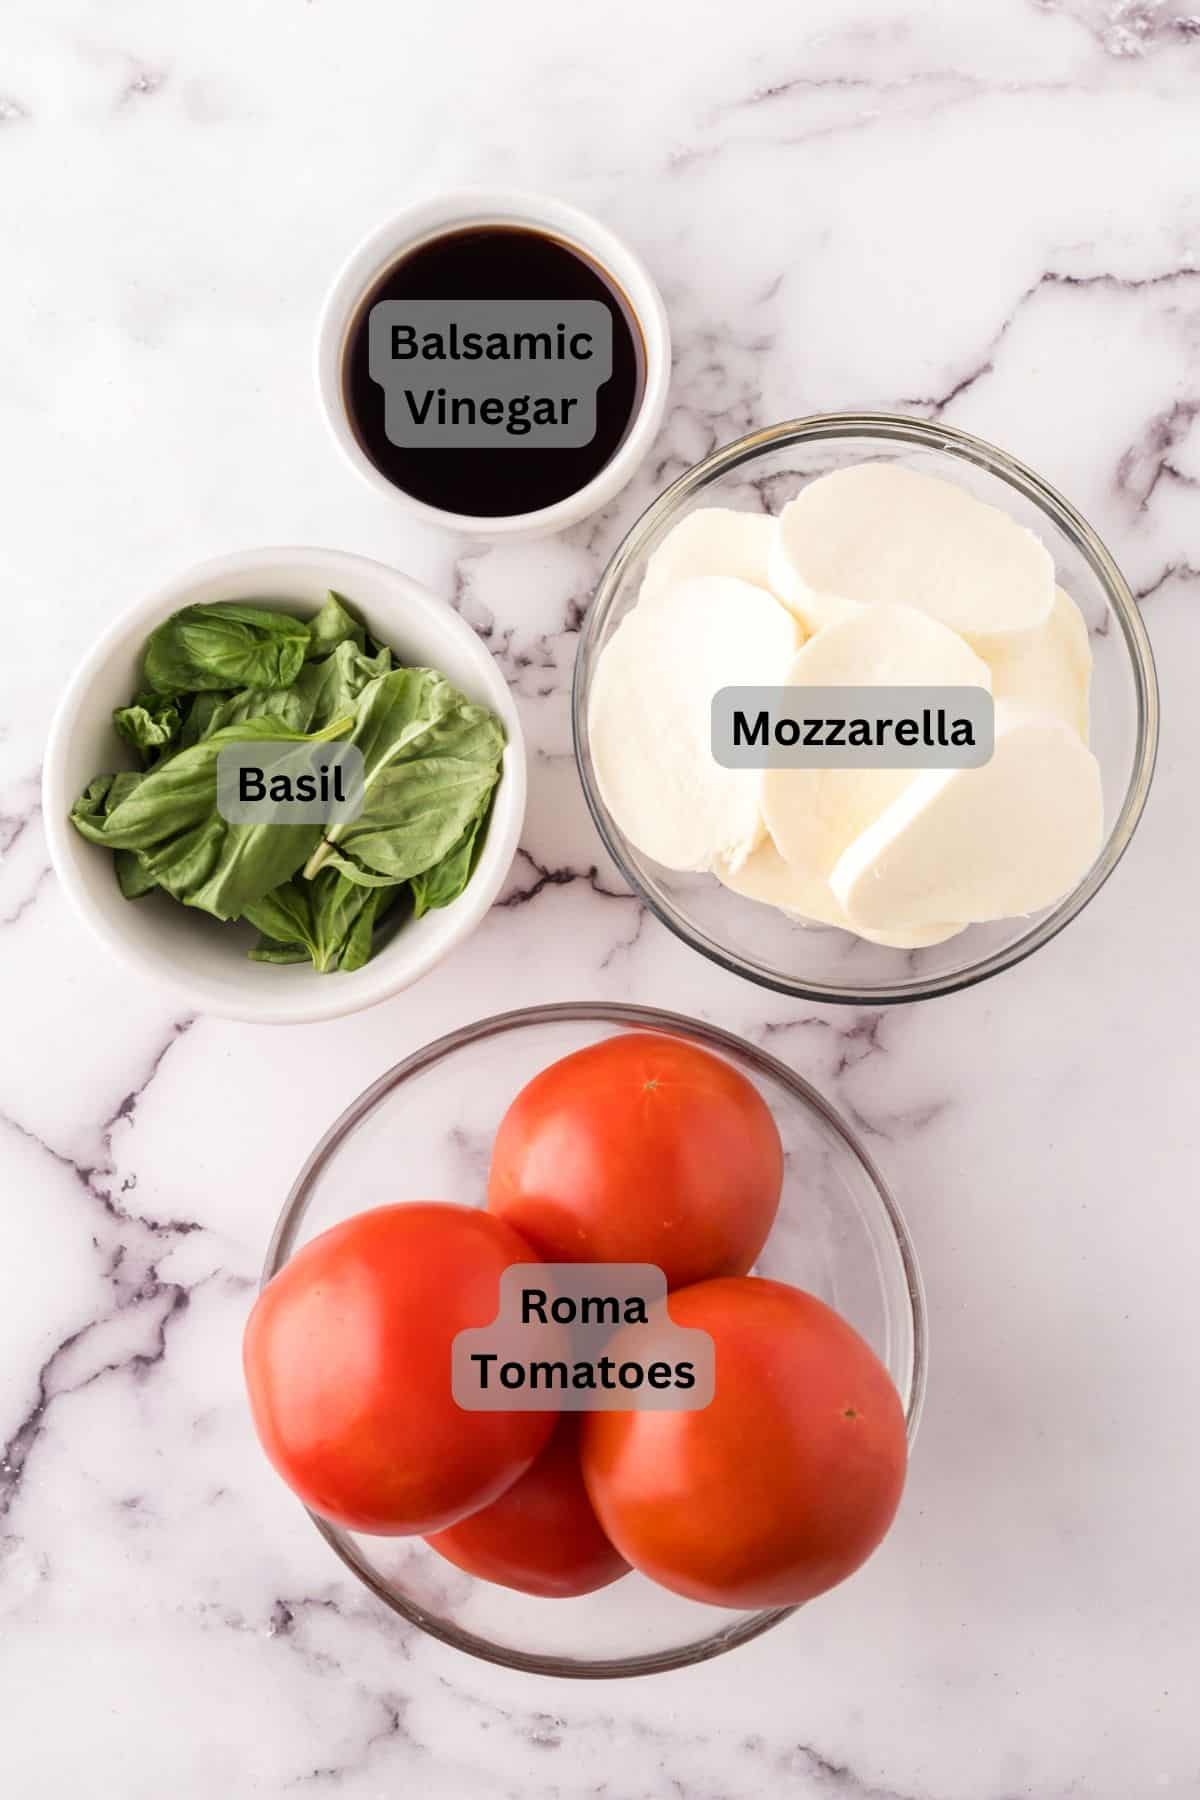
[
  {"xmin": 640, "ymin": 508, "xmax": 780, "ymax": 608},
  {"xmin": 830, "ymin": 701, "xmax": 1103, "ymax": 930},
  {"xmin": 858, "ymin": 919, "xmax": 965, "ymax": 949},
  {"xmin": 716, "ymin": 839, "xmax": 847, "ymax": 925},
  {"xmin": 588, "ymin": 575, "xmax": 801, "ymax": 874},
  {"xmin": 761, "ymin": 603, "xmax": 992, "ymax": 883},
  {"xmin": 986, "ymin": 586, "xmax": 1091, "ymax": 741},
  {"xmin": 718, "ymin": 840, "xmax": 963, "ymax": 947},
  {"xmin": 768, "ymin": 462, "xmax": 1055, "ymax": 651}
]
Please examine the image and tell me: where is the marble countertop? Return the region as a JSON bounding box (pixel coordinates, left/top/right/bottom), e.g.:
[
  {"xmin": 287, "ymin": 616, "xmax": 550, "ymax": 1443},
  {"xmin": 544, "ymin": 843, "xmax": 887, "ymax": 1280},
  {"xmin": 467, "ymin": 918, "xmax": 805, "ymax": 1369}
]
[{"xmin": 2, "ymin": 1, "xmax": 1197, "ymax": 1794}]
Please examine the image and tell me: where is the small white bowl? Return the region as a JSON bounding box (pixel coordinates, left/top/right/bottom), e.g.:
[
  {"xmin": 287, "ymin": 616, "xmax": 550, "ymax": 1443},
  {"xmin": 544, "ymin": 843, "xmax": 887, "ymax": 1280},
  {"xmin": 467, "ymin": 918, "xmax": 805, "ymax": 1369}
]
[
  {"xmin": 316, "ymin": 188, "xmax": 671, "ymax": 540},
  {"xmin": 42, "ymin": 547, "xmax": 526, "ymax": 1025}
]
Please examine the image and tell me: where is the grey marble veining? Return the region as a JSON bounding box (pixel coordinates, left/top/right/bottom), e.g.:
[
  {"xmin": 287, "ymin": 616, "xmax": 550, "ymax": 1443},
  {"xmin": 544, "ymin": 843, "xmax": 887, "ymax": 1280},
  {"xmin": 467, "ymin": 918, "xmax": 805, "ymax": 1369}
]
[{"xmin": 0, "ymin": 1, "xmax": 1197, "ymax": 1794}]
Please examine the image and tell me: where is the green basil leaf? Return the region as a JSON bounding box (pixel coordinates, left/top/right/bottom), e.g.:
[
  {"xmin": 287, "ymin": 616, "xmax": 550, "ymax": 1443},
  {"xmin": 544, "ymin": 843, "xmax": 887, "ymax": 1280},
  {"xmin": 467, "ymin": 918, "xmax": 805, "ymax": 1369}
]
[
  {"xmin": 247, "ymin": 938, "xmax": 312, "ymax": 965},
  {"xmin": 113, "ymin": 693, "xmax": 182, "ymax": 759},
  {"xmin": 116, "ymin": 850, "xmax": 159, "ymax": 899},
  {"xmin": 70, "ymin": 715, "xmax": 351, "ymax": 921},
  {"xmin": 303, "ymin": 668, "xmax": 504, "ymax": 884},
  {"xmin": 72, "ymin": 773, "xmax": 162, "ymax": 898},
  {"xmin": 179, "ymin": 640, "xmax": 391, "ymax": 746},
  {"xmin": 409, "ymin": 788, "xmax": 494, "ymax": 917},
  {"xmin": 71, "ymin": 770, "xmax": 146, "ymax": 823},
  {"xmin": 243, "ymin": 868, "xmax": 396, "ymax": 972},
  {"xmin": 176, "ymin": 691, "xmax": 228, "ymax": 748},
  {"xmin": 72, "ymin": 597, "xmax": 500, "ymax": 971},
  {"xmin": 305, "ymin": 592, "xmax": 367, "ymax": 659},
  {"xmin": 142, "ymin": 603, "xmax": 309, "ymax": 695},
  {"xmin": 314, "ymin": 757, "xmax": 501, "ymax": 887},
  {"xmin": 71, "ymin": 774, "xmax": 120, "ymax": 825},
  {"xmin": 337, "ymin": 885, "xmax": 389, "ymax": 971},
  {"xmin": 242, "ymin": 880, "xmax": 321, "ymax": 964}
]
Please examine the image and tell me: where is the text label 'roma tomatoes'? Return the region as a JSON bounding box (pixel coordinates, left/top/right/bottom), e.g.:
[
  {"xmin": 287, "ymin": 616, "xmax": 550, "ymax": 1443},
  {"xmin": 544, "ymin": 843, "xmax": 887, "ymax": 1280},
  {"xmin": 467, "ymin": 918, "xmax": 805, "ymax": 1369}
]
[
  {"xmin": 426, "ymin": 1418, "xmax": 629, "ymax": 1599},
  {"xmin": 243, "ymin": 1203, "xmax": 555, "ymax": 1537},
  {"xmin": 487, "ymin": 1033, "xmax": 783, "ymax": 1290},
  {"xmin": 582, "ymin": 1277, "xmax": 907, "ymax": 1610}
]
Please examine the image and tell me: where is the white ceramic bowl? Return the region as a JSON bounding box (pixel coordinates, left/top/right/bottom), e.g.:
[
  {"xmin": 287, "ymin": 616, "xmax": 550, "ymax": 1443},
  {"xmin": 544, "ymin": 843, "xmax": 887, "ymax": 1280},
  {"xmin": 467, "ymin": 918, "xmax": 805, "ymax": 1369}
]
[
  {"xmin": 42, "ymin": 547, "xmax": 526, "ymax": 1025},
  {"xmin": 316, "ymin": 188, "xmax": 671, "ymax": 539}
]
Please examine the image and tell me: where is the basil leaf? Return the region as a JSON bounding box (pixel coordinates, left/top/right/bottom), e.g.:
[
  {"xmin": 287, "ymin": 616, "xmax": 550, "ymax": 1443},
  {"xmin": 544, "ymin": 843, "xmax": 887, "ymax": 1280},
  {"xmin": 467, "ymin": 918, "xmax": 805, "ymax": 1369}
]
[
  {"xmin": 244, "ymin": 868, "xmax": 396, "ymax": 972},
  {"xmin": 305, "ymin": 592, "xmax": 367, "ymax": 659},
  {"xmin": 71, "ymin": 770, "xmax": 146, "ymax": 822},
  {"xmin": 247, "ymin": 937, "xmax": 312, "ymax": 965},
  {"xmin": 242, "ymin": 880, "xmax": 322, "ymax": 964},
  {"xmin": 117, "ymin": 850, "xmax": 159, "ymax": 899},
  {"xmin": 336, "ymin": 885, "xmax": 390, "ymax": 971},
  {"xmin": 313, "ymin": 757, "xmax": 501, "ymax": 888},
  {"xmin": 142, "ymin": 603, "xmax": 309, "ymax": 695},
  {"xmin": 70, "ymin": 715, "xmax": 351, "ymax": 921},
  {"xmin": 113, "ymin": 693, "xmax": 182, "ymax": 759},
  {"xmin": 72, "ymin": 774, "xmax": 124, "ymax": 823},
  {"xmin": 176, "ymin": 691, "xmax": 228, "ymax": 748},
  {"xmin": 179, "ymin": 641, "xmax": 391, "ymax": 746},
  {"xmin": 72, "ymin": 773, "xmax": 162, "ymax": 899},
  {"xmin": 303, "ymin": 669, "xmax": 504, "ymax": 884},
  {"xmin": 409, "ymin": 789, "xmax": 493, "ymax": 918},
  {"xmin": 72, "ymin": 597, "xmax": 502, "ymax": 975}
]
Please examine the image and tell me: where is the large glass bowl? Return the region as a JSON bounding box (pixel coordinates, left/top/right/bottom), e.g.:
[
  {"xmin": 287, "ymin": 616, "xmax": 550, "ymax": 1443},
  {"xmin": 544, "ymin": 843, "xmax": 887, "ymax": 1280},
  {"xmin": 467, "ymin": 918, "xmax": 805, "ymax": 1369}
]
[
  {"xmin": 263, "ymin": 1003, "xmax": 926, "ymax": 1678},
  {"xmin": 572, "ymin": 414, "xmax": 1159, "ymax": 1005}
]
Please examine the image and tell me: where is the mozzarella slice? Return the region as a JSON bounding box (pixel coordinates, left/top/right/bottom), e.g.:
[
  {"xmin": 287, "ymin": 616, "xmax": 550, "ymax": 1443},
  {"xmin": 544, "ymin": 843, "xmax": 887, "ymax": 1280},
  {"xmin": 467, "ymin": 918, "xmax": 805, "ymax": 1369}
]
[
  {"xmin": 718, "ymin": 841, "xmax": 963, "ymax": 947},
  {"xmin": 761, "ymin": 604, "xmax": 992, "ymax": 882},
  {"xmin": 986, "ymin": 586, "xmax": 1091, "ymax": 740},
  {"xmin": 768, "ymin": 462, "xmax": 1055, "ymax": 651},
  {"xmin": 588, "ymin": 575, "xmax": 801, "ymax": 874},
  {"xmin": 640, "ymin": 508, "xmax": 780, "ymax": 608},
  {"xmin": 830, "ymin": 701, "xmax": 1103, "ymax": 930},
  {"xmin": 716, "ymin": 839, "xmax": 846, "ymax": 925}
]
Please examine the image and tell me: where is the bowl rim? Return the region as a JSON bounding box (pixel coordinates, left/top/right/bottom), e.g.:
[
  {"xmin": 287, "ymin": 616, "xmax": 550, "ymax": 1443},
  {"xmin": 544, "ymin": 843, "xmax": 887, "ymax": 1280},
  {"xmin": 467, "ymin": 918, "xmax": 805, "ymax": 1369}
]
[
  {"xmin": 262, "ymin": 999, "xmax": 928, "ymax": 1679},
  {"xmin": 571, "ymin": 411, "xmax": 1160, "ymax": 1006},
  {"xmin": 41, "ymin": 544, "xmax": 527, "ymax": 1025},
  {"xmin": 315, "ymin": 187, "xmax": 673, "ymax": 540}
]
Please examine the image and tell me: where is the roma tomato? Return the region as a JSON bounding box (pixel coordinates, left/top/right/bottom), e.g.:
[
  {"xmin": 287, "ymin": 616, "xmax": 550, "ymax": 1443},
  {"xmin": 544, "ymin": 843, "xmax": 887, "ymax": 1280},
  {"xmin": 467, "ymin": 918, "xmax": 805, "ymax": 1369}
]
[
  {"xmin": 243, "ymin": 1203, "xmax": 555, "ymax": 1536},
  {"xmin": 487, "ymin": 1033, "xmax": 783, "ymax": 1290},
  {"xmin": 581, "ymin": 1278, "xmax": 907, "ymax": 1609},
  {"xmin": 426, "ymin": 1418, "xmax": 629, "ymax": 1598}
]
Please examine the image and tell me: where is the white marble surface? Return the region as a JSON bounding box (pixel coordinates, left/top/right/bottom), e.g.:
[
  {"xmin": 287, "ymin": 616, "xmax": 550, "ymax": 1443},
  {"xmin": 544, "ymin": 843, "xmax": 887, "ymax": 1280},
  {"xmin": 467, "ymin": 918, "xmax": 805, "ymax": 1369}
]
[{"xmin": 1, "ymin": 1, "xmax": 1197, "ymax": 1793}]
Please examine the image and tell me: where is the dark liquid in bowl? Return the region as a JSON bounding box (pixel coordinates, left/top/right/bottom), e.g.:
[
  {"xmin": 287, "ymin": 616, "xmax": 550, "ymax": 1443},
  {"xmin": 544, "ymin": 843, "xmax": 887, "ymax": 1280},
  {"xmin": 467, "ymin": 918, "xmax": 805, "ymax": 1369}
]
[{"xmin": 341, "ymin": 225, "xmax": 645, "ymax": 518}]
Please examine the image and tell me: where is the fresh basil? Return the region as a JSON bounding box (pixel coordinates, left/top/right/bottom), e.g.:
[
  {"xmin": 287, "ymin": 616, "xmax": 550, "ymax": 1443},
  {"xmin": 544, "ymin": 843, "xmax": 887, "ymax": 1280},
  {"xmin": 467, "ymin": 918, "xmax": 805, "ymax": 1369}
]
[
  {"xmin": 304, "ymin": 591, "xmax": 367, "ymax": 659},
  {"xmin": 71, "ymin": 716, "xmax": 352, "ymax": 920},
  {"xmin": 178, "ymin": 640, "xmax": 391, "ymax": 746},
  {"xmin": 244, "ymin": 869, "xmax": 398, "ymax": 973},
  {"xmin": 73, "ymin": 773, "xmax": 161, "ymax": 899},
  {"xmin": 69, "ymin": 595, "xmax": 505, "ymax": 973},
  {"xmin": 142, "ymin": 602, "xmax": 310, "ymax": 695},
  {"xmin": 410, "ymin": 789, "xmax": 493, "ymax": 918},
  {"xmin": 303, "ymin": 669, "xmax": 504, "ymax": 885},
  {"xmin": 113, "ymin": 694, "xmax": 182, "ymax": 759}
]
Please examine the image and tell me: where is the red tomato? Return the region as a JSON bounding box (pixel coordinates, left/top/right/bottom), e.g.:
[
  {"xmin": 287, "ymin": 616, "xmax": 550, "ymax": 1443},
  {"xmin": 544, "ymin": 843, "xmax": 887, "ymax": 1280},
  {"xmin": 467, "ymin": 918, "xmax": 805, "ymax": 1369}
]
[
  {"xmin": 581, "ymin": 1278, "xmax": 907, "ymax": 1609},
  {"xmin": 426, "ymin": 1418, "xmax": 629, "ymax": 1598},
  {"xmin": 243, "ymin": 1203, "xmax": 555, "ymax": 1536},
  {"xmin": 487, "ymin": 1033, "xmax": 783, "ymax": 1290}
]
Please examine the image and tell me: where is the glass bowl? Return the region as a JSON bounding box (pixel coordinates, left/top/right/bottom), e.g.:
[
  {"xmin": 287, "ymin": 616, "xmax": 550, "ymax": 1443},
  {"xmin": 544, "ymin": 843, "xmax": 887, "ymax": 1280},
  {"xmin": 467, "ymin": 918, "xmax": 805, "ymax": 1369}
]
[
  {"xmin": 263, "ymin": 1002, "xmax": 926, "ymax": 1678},
  {"xmin": 572, "ymin": 414, "xmax": 1159, "ymax": 1005}
]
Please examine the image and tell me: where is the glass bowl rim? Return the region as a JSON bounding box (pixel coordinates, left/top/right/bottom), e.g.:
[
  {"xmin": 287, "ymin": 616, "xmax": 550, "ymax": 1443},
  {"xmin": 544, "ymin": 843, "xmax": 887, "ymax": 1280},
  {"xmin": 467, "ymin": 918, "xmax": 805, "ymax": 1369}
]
[
  {"xmin": 262, "ymin": 998, "xmax": 928, "ymax": 1680},
  {"xmin": 572, "ymin": 411, "xmax": 1160, "ymax": 1006}
]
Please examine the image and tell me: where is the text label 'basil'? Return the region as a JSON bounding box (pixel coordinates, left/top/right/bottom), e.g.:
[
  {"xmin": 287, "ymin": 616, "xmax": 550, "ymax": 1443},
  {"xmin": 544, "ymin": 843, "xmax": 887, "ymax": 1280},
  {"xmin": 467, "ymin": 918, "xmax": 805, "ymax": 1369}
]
[{"xmin": 217, "ymin": 742, "xmax": 365, "ymax": 824}]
